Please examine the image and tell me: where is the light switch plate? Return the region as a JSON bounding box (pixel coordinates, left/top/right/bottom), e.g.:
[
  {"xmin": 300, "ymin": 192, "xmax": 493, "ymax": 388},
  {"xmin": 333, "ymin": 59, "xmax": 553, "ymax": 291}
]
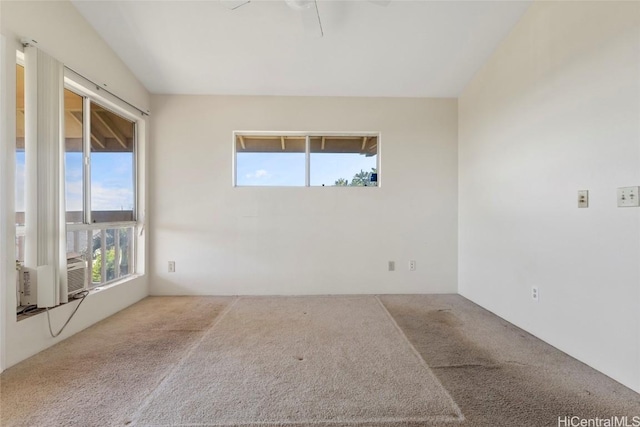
[
  {"xmin": 617, "ymin": 187, "xmax": 640, "ymax": 207},
  {"xmin": 577, "ymin": 190, "xmax": 589, "ymax": 208}
]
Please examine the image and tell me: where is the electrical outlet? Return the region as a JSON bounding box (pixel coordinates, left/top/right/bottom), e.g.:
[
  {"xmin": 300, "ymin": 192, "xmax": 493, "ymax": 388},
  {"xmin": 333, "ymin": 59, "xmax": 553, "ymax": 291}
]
[
  {"xmin": 531, "ymin": 286, "xmax": 539, "ymax": 302},
  {"xmin": 409, "ymin": 260, "xmax": 416, "ymax": 271},
  {"xmin": 168, "ymin": 261, "xmax": 175, "ymax": 273},
  {"xmin": 388, "ymin": 261, "xmax": 395, "ymax": 272},
  {"xmin": 577, "ymin": 190, "xmax": 589, "ymax": 208},
  {"xmin": 617, "ymin": 186, "xmax": 640, "ymax": 207}
]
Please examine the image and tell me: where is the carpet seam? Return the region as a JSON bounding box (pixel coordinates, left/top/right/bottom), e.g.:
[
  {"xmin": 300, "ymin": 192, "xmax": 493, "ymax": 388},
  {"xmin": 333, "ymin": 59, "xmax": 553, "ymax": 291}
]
[
  {"xmin": 129, "ymin": 297, "xmax": 242, "ymax": 426},
  {"xmin": 374, "ymin": 295, "xmax": 466, "ymax": 423}
]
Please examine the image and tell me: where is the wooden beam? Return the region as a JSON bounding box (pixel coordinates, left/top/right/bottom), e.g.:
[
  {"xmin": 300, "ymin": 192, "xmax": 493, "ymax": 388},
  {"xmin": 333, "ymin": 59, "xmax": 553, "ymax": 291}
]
[
  {"xmin": 68, "ymin": 111, "xmax": 83, "ymax": 126},
  {"xmin": 69, "ymin": 111, "xmax": 105, "ymax": 148},
  {"xmin": 90, "ymin": 134, "xmax": 105, "ymax": 149},
  {"xmin": 310, "ymin": 136, "xmax": 366, "ymax": 140},
  {"xmin": 361, "ymin": 137, "xmax": 367, "ymax": 150},
  {"xmin": 93, "ymin": 111, "xmax": 127, "ymax": 149},
  {"xmin": 281, "ymin": 136, "xmax": 285, "ymax": 151},
  {"xmin": 239, "ymin": 135, "xmax": 245, "ymax": 150},
  {"xmin": 242, "ymin": 136, "xmax": 305, "ymax": 140},
  {"xmin": 321, "ymin": 136, "xmax": 325, "ymax": 151}
]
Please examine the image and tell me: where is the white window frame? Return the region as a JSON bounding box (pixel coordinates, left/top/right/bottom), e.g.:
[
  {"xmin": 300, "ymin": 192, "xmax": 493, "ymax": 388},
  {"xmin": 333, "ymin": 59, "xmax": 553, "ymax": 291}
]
[
  {"xmin": 15, "ymin": 51, "xmax": 25, "ymax": 238},
  {"xmin": 63, "ymin": 72, "xmax": 142, "ymax": 288},
  {"xmin": 232, "ymin": 131, "xmax": 381, "ymax": 187}
]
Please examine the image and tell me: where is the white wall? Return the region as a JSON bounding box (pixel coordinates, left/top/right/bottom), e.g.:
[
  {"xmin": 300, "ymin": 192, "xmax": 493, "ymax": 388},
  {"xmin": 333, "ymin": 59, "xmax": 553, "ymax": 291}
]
[
  {"xmin": 459, "ymin": 1, "xmax": 640, "ymax": 392},
  {"xmin": 0, "ymin": 1, "xmax": 150, "ymax": 371},
  {"xmin": 150, "ymin": 96, "xmax": 458, "ymax": 296}
]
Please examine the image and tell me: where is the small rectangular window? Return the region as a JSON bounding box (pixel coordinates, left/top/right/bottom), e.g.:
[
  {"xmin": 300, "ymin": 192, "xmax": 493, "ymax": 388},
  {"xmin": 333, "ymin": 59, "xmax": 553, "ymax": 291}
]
[{"xmin": 234, "ymin": 133, "xmax": 379, "ymax": 187}]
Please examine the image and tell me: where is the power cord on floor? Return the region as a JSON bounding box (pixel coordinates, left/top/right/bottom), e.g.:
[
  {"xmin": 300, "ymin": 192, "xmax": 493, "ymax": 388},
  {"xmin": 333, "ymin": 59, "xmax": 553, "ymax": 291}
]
[{"xmin": 46, "ymin": 290, "xmax": 90, "ymax": 338}]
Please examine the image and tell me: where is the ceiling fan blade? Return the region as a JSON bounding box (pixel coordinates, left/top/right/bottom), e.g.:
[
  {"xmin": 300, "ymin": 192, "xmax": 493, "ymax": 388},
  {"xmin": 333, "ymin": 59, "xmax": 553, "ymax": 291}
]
[
  {"xmin": 285, "ymin": 0, "xmax": 314, "ymax": 11},
  {"xmin": 300, "ymin": 0, "xmax": 323, "ymax": 37},
  {"xmin": 221, "ymin": 0, "xmax": 251, "ymax": 10},
  {"xmin": 368, "ymin": 0, "xmax": 391, "ymax": 6}
]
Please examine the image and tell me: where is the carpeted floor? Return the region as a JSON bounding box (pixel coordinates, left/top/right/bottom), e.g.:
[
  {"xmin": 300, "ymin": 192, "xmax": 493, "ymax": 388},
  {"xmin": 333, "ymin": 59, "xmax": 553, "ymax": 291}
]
[
  {"xmin": 134, "ymin": 296, "xmax": 462, "ymax": 426},
  {"xmin": 1, "ymin": 294, "xmax": 639, "ymax": 427}
]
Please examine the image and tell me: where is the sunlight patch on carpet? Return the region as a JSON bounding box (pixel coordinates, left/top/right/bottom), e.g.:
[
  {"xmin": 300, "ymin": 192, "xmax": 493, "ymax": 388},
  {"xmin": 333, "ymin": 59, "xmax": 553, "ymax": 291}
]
[{"xmin": 133, "ymin": 296, "xmax": 463, "ymax": 426}]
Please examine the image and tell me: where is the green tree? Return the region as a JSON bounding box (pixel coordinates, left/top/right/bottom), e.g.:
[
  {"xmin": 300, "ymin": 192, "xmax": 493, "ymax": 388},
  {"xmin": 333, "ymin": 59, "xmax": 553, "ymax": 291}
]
[
  {"xmin": 91, "ymin": 228, "xmax": 131, "ymax": 282},
  {"xmin": 335, "ymin": 168, "xmax": 377, "ymax": 187},
  {"xmin": 93, "ymin": 229, "xmax": 129, "ymax": 253},
  {"xmin": 92, "ymin": 247, "xmax": 116, "ymax": 283}
]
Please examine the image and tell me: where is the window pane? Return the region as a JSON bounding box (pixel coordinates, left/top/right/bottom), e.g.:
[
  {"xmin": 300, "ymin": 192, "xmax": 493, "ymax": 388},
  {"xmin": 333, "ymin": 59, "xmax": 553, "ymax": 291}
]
[
  {"xmin": 236, "ymin": 135, "xmax": 305, "ymax": 186},
  {"xmin": 16, "ymin": 235, "xmax": 25, "ymax": 264},
  {"xmin": 117, "ymin": 227, "xmax": 134, "ymax": 278},
  {"xmin": 16, "ymin": 64, "xmax": 25, "ymax": 225},
  {"xmin": 66, "ymin": 229, "xmax": 90, "ymax": 292},
  {"xmin": 89, "ymin": 227, "xmax": 133, "ymax": 286},
  {"xmin": 67, "ymin": 229, "xmax": 90, "ymax": 261},
  {"xmin": 310, "ymin": 136, "xmax": 378, "ymax": 187},
  {"xmin": 91, "ymin": 229, "xmax": 103, "ymax": 285},
  {"xmin": 65, "ymin": 89, "xmax": 84, "ymax": 223},
  {"xmin": 104, "ymin": 229, "xmax": 117, "ymax": 282},
  {"xmin": 90, "ymin": 102, "xmax": 135, "ymax": 222}
]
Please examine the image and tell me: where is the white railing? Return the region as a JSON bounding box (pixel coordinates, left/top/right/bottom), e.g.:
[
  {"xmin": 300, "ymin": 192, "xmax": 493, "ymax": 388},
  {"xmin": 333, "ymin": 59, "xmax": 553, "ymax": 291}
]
[
  {"xmin": 16, "ymin": 223, "xmax": 135, "ymax": 289},
  {"xmin": 66, "ymin": 225, "xmax": 135, "ymax": 287}
]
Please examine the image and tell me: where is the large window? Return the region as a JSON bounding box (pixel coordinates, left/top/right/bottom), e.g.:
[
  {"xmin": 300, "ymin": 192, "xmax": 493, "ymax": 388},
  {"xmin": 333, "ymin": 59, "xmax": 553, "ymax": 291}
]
[
  {"xmin": 64, "ymin": 90, "xmax": 137, "ymax": 287},
  {"xmin": 14, "ymin": 47, "xmax": 143, "ymax": 313},
  {"xmin": 234, "ymin": 133, "xmax": 379, "ymax": 187}
]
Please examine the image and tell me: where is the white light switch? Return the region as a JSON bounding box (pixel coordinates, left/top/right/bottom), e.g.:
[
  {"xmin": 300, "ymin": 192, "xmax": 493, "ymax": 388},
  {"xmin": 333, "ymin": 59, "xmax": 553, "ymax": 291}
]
[
  {"xmin": 577, "ymin": 190, "xmax": 589, "ymax": 208},
  {"xmin": 617, "ymin": 187, "xmax": 640, "ymax": 207}
]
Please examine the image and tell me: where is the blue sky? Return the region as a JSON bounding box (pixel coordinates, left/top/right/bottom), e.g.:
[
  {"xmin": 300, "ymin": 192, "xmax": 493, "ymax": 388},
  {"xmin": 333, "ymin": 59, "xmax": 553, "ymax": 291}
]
[
  {"xmin": 15, "ymin": 152, "xmax": 134, "ymax": 213},
  {"xmin": 237, "ymin": 152, "xmax": 377, "ymax": 186}
]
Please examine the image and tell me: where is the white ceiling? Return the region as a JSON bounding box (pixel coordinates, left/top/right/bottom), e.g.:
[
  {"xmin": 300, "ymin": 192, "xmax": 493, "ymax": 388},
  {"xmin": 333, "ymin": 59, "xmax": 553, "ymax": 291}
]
[{"xmin": 71, "ymin": 0, "xmax": 531, "ymax": 97}]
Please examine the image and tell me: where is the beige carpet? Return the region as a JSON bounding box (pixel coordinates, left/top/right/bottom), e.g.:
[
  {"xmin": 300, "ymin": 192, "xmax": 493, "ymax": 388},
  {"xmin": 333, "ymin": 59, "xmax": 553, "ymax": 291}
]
[
  {"xmin": 0, "ymin": 297, "xmax": 234, "ymax": 427},
  {"xmin": 380, "ymin": 295, "xmax": 640, "ymax": 426},
  {"xmin": 132, "ymin": 296, "xmax": 463, "ymax": 426},
  {"xmin": 1, "ymin": 294, "xmax": 639, "ymax": 427}
]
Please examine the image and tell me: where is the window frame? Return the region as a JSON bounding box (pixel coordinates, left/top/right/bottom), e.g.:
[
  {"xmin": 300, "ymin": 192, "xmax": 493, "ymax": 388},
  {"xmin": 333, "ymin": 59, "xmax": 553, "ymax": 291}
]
[
  {"xmin": 232, "ymin": 131, "xmax": 381, "ymax": 188},
  {"xmin": 64, "ymin": 82, "xmax": 139, "ymax": 225},
  {"xmin": 15, "ymin": 51, "xmax": 25, "ymax": 234},
  {"xmin": 63, "ymin": 73, "xmax": 141, "ymax": 288}
]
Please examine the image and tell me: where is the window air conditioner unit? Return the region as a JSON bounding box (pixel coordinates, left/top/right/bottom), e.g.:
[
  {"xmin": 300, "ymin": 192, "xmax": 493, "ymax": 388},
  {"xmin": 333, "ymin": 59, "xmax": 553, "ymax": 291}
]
[
  {"xmin": 67, "ymin": 257, "xmax": 88, "ymax": 297},
  {"xmin": 19, "ymin": 266, "xmax": 39, "ymax": 307},
  {"xmin": 19, "ymin": 265, "xmax": 55, "ymax": 307}
]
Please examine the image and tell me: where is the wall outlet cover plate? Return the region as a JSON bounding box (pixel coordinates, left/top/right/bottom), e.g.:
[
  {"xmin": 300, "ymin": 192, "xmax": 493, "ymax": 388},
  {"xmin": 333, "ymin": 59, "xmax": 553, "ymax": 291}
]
[
  {"xmin": 578, "ymin": 190, "xmax": 589, "ymax": 208},
  {"xmin": 617, "ymin": 186, "xmax": 640, "ymax": 207}
]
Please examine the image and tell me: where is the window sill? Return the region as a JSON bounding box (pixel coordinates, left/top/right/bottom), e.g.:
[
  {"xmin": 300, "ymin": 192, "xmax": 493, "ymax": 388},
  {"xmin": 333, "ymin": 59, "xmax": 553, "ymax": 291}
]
[
  {"xmin": 89, "ymin": 273, "xmax": 143, "ymax": 294},
  {"xmin": 16, "ymin": 273, "xmax": 144, "ymax": 321}
]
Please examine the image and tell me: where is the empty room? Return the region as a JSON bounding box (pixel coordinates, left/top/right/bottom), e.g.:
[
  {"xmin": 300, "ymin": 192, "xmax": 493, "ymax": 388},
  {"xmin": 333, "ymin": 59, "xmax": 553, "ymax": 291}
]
[{"xmin": 1, "ymin": 0, "xmax": 639, "ymax": 426}]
